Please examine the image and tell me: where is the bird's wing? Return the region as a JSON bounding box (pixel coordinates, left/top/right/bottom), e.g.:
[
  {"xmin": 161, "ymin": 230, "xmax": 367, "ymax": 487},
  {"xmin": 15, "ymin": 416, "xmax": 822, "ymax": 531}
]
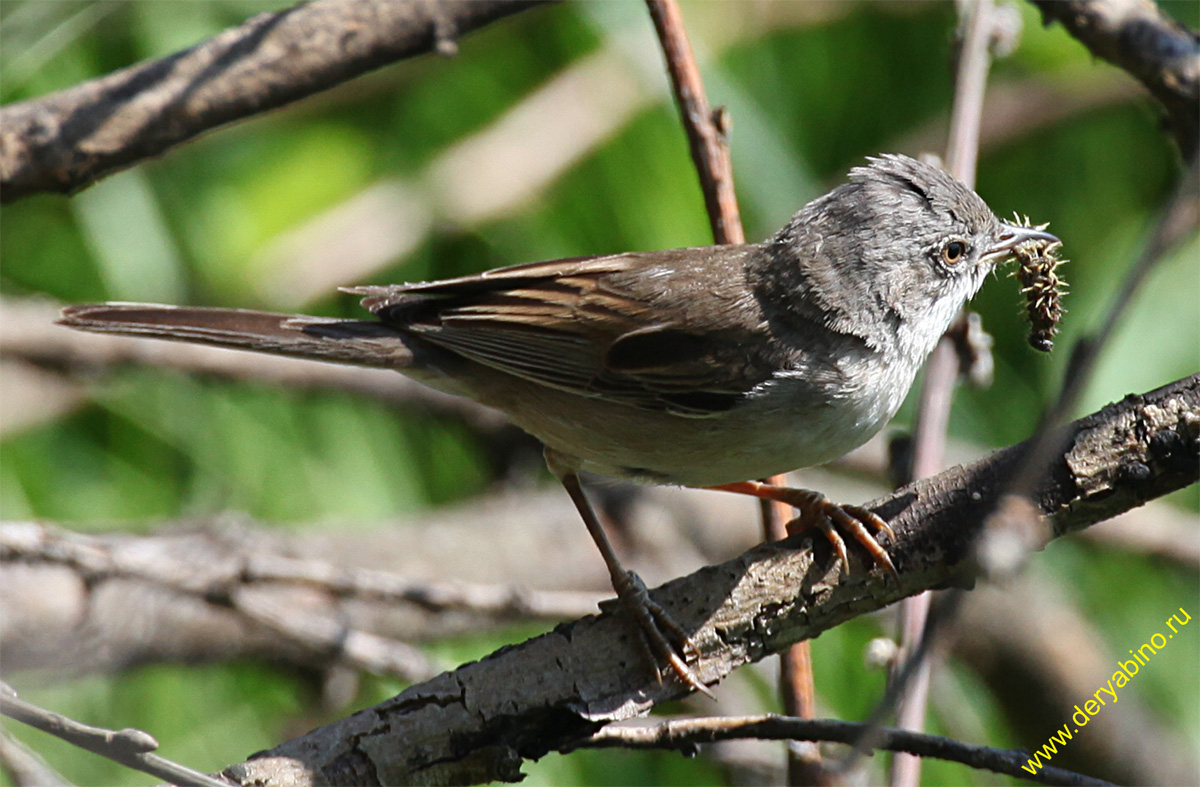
[{"xmin": 348, "ymin": 248, "xmax": 777, "ymax": 416}]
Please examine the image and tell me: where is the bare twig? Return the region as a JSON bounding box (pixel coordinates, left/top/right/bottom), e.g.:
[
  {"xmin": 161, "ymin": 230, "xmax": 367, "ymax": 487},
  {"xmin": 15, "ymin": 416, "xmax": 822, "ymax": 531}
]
[
  {"xmin": 0, "ymin": 730, "xmax": 73, "ymax": 787},
  {"xmin": 1029, "ymin": 0, "xmax": 1200, "ymax": 160},
  {"xmin": 583, "ymin": 715, "xmax": 1110, "ymax": 786},
  {"xmin": 0, "ymin": 688, "xmax": 229, "ymax": 787},
  {"xmin": 644, "ymin": 4, "xmax": 822, "ymax": 782},
  {"xmin": 0, "ymin": 0, "xmax": 554, "ymax": 202},
  {"xmin": 221, "ymin": 374, "xmax": 1198, "ymax": 785},
  {"xmin": 888, "ymin": 3, "xmax": 1012, "ymax": 783},
  {"xmin": 645, "ymin": 0, "xmax": 744, "ymax": 245}
]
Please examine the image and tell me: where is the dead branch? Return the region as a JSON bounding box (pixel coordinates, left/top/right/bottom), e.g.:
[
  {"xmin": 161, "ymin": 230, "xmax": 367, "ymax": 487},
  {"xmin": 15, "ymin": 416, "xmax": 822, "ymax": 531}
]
[
  {"xmin": 0, "ymin": 0, "xmax": 554, "ymax": 202},
  {"xmin": 0, "ymin": 686, "xmax": 227, "ymax": 787},
  {"xmin": 1029, "ymin": 0, "xmax": 1200, "ymax": 160},
  {"xmin": 582, "ymin": 715, "xmax": 1107, "ymax": 786}
]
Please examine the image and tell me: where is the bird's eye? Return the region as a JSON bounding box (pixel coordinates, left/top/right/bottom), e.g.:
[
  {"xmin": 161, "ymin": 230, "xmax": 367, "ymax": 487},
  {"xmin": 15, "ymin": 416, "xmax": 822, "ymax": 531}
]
[{"xmin": 942, "ymin": 241, "xmax": 966, "ymax": 265}]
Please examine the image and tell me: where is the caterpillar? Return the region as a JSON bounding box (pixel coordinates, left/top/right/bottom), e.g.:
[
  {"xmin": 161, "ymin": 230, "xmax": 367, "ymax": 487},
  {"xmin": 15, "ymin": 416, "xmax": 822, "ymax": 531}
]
[{"xmin": 1010, "ymin": 215, "xmax": 1067, "ymax": 353}]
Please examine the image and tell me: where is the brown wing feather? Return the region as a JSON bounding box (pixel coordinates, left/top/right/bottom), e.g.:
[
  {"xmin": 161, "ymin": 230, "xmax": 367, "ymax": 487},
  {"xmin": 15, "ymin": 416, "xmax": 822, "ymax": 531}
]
[{"xmin": 349, "ymin": 248, "xmax": 777, "ymax": 415}]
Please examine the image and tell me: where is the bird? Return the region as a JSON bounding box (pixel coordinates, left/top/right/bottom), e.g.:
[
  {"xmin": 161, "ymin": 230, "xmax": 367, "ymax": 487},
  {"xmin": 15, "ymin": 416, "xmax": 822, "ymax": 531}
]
[{"xmin": 58, "ymin": 154, "xmax": 1059, "ymax": 695}]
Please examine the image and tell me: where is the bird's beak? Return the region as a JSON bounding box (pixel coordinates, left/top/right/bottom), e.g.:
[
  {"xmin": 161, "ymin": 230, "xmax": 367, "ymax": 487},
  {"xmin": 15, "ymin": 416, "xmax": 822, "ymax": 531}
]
[{"xmin": 981, "ymin": 222, "xmax": 1060, "ymax": 265}]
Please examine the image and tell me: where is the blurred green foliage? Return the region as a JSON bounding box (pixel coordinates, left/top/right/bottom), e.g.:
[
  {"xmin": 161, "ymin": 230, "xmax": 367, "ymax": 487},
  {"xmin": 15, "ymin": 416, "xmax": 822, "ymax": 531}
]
[{"xmin": 1, "ymin": 1, "xmax": 1197, "ymax": 785}]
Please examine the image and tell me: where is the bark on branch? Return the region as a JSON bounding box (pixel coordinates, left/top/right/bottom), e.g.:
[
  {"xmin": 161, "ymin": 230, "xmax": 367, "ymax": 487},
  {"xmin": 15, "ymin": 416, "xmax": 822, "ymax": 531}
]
[
  {"xmin": 1029, "ymin": 0, "xmax": 1200, "ymax": 160},
  {"xmin": 220, "ymin": 373, "xmax": 1199, "ymax": 786},
  {"xmin": 0, "ymin": 0, "xmax": 553, "ymax": 203}
]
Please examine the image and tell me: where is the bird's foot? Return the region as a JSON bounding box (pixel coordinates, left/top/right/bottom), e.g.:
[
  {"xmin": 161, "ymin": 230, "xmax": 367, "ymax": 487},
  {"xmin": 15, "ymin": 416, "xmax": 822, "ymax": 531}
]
[
  {"xmin": 707, "ymin": 481, "xmax": 898, "ymax": 579},
  {"xmin": 611, "ymin": 570, "xmax": 714, "ymax": 699}
]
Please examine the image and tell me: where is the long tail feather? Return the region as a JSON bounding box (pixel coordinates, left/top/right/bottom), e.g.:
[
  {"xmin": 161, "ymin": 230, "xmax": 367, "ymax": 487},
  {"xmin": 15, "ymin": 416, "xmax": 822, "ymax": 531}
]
[{"xmin": 58, "ymin": 303, "xmax": 414, "ymax": 369}]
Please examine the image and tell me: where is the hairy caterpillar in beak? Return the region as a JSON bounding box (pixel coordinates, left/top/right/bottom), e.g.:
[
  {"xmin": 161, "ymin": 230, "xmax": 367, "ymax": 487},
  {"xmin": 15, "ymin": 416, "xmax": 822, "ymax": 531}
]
[{"xmin": 1009, "ymin": 215, "xmax": 1067, "ymax": 353}]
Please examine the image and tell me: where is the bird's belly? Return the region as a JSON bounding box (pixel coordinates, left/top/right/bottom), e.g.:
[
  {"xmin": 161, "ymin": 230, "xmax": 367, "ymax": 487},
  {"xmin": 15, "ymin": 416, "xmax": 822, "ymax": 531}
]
[{"xmin": 497, "ymin": 374, "xmax": 903, "ymax": 487}]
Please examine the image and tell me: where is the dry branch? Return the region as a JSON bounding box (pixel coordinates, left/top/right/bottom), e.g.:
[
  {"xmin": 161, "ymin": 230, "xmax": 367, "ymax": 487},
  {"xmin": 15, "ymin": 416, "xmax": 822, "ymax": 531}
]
[
  {"xmin": 2, "ymin": 482, "xmax": 1193, "ymax": 683},
  {"xmin": 220, "ymin": 374, "xmax": 1198, "ymax": 786},
  {"xmin": 1029, "ymin": 0, "xmax": 1200, "ymax": 160},
  {"xmin": 584, "ymin": 715, "xmax": 1107, "ymax": 786},
  {"xmin": 0, "ymin": 0, "xmax": 553, "ymax": 202},
  {"xmin": 0, "ymin": 687, "xmax": 227, "ymax": 787}
]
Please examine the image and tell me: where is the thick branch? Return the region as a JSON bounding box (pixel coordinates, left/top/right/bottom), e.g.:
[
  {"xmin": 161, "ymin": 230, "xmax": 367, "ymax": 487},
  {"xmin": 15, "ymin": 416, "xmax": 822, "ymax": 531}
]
[
  {"xmin": 222, "ymin": 374, "xmax": 1198, "ymax": 786},
  {"xmin": 1029, "ymin": 0, "xmax": 1200, "ymax": 160},
  {"xmin": 0, "ymin": 0, "xmax": 553, "ymax": 202}
]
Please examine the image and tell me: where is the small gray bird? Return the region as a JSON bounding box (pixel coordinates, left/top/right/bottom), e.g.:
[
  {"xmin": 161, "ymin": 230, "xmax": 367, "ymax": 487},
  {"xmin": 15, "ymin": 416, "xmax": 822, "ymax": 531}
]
[{"xmin": 60, "ymin": 154, "xmax": 1057, "ymax": 694}]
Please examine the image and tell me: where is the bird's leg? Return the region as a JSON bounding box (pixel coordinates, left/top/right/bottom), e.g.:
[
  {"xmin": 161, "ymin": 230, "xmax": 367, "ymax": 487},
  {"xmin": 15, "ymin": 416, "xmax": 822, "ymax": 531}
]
[
  {"xmin": 545, "ymin": 449, "xmax": 713, "ymax": 698},
  {"xmin": 707, "ymin": 480, "xmax": 898, "ymax": 579}
]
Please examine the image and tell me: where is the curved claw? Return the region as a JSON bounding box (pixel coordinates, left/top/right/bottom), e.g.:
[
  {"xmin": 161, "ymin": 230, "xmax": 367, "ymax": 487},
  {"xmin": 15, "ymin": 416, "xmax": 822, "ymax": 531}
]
[
  {"xmin": 614, "ymin": 571, "xmax": 714, "ymax": 698},
  {"xmin": 707, "ymin": 481, "xmax": 899, "ymax": 581},
  {"xmin": 810, "ymin": 517, "xmax": 850, "ymax": 577},
  {"xmin": 826, "ymin": 504, "xmax": 899, "ymax": 581}
]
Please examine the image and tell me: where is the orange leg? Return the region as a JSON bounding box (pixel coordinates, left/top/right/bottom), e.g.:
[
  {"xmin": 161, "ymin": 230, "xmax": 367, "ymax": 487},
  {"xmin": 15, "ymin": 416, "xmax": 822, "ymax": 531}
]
[{"xmin": 708, "ymin": 481, "xmax": 898, "ymax": 579}]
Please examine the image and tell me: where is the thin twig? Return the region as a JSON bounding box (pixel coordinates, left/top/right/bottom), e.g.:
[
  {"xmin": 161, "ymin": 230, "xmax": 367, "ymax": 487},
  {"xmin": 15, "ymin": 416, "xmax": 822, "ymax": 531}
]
[
  {"xmin": 644, "ymin": 0, "xmax": 744, "ymax": 245},
  {"xmin": 584, "ymin": 715, "xmax": 1111, "ymax": 786},
  {"xmin": 887, "ymin": 2, "xmax": 1008, "ymax": 783},
  {"xmin": 644, "ymin": 4, "xmax": 821, "ymax": 782},
  {"xmin": 0, "ymin": 689, "xmax": 228, "ymax": 787}
]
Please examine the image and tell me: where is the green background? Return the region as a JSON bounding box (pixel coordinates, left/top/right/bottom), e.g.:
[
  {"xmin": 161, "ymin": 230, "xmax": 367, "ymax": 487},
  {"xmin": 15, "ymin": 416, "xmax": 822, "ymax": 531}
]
[{"xmin": 2, "ymin": 1, "xmax": 1197, "ymax": 784}]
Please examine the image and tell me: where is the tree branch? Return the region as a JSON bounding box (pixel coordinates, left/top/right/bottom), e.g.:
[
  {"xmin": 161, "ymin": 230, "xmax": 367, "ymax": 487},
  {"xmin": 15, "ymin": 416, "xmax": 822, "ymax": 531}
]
[
  {"xmin": 0, "ymin": 0, "xmax": 554, "ymax": 202},
  {"xmin": 220, "ymin": 374, "xmax": 1198, "ymax": 786},
  {"xmin": 0, "ymin": 511, "xmax": 607, "ymax": 679},
  {"xmin": 645, "ymin": 0, "xmax": 744, "ymax": 245},
  {"xmin": 889, "ymin": 3, "xmax": 1019, "ymax": 783},
  {"xmin": 582, "ymin": 715, "xmax": 1109, "ymax": 786},
  {"xmin": 0, "ymin": 686, "xmax": 229, "ymax": 787},
  {"xmin": 1028, "ymin": 0, "xmax": 1200, "ymax": 161}
]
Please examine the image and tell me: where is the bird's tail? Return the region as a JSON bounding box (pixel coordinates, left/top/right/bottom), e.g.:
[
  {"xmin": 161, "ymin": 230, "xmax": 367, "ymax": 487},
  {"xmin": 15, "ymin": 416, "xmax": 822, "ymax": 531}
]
[{"xmin": 58, "ymin": 303, "xmax": 415, "ymax": 368}]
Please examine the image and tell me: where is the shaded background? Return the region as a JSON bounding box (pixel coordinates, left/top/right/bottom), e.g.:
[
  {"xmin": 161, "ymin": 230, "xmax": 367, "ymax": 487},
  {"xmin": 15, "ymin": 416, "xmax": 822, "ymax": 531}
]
[{"xmin": 1, "ymin": 1, "xmax": 1197, "ymax": 784}]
